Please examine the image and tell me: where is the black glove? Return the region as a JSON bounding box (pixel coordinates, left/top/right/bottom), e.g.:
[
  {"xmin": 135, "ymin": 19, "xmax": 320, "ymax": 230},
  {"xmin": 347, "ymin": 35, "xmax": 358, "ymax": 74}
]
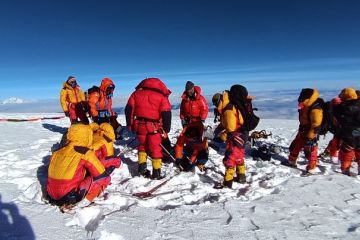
[
  {"xmin": 305, "ymin": 139, "xmax": 317, "ymax": 148},
  {"xmin": 105, "ymin": 166, "xmax": 116, "ymax": 175},
  {"xmin": 64, "ymin": 111, "xmax": 69, "ymax": 117},
  {"xmin": 181, "ymin": 118, "xmax": 188, "ymax": 127},
  {"xmin": 81, "ymin": 101, "xmax": 89, "ymax": 112},
  {"xmin": 92, "ymin": 116, "xmax": 98, "ymax": 123}
]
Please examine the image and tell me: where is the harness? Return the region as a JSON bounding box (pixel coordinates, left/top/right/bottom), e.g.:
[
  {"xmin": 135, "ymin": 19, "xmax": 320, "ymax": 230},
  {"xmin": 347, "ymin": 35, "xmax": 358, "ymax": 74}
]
[{"xmin": 97, "ymin": 94, "xmax": 111, "ymax": 118}]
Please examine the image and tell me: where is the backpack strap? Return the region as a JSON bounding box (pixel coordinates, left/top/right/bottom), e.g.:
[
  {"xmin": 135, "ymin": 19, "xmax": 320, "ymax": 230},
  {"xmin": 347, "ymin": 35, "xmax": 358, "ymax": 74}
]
[
  {"xmin": 224, "ymin": 103, "xmax": 248, "ymax": 131},
  {"xmin": 307, "ymin": 98, "xmax": 324, "ymax": 119}
]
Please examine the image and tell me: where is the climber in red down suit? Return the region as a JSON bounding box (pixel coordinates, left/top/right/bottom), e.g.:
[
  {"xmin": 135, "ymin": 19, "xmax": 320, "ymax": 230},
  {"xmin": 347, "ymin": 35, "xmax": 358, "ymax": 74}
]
[{"xmin": 125, "ymin": 78, "xmax": 172, "ymax": 179}]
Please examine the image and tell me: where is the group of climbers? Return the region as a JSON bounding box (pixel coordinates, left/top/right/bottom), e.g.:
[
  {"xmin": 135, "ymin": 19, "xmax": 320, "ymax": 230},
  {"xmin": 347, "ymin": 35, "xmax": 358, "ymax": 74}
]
[
  {"xmin": 60, "ymin": 76, "xmax": 121, "ymax": 137},
  {"xmin": 50, "ymin": 75, "xmax": 360, "ymax": 209},
  {"xmin": 284, "ymin": 87, "xmax": 360, "ymax": 176}
]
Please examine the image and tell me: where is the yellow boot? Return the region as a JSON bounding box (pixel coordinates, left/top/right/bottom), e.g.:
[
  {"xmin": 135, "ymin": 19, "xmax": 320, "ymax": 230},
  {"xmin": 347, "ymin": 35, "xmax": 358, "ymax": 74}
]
[
  {"xmin": 224, "ymin": 167, "xmax": 236, "ymax": 188},
  {"xmin": 235, "ymin": 164, "xmax": 246, "ymax": 183},
  {"xmin": 152, "ymin": 158, "xmax": 163, "ymax": 180},
  {"xmin": 138, "ymin": 151, "xmax": 150, "ymax": 178},
  {"xmin": 214, "ymin": 167, "xmax": 235, "ymax": 189}
]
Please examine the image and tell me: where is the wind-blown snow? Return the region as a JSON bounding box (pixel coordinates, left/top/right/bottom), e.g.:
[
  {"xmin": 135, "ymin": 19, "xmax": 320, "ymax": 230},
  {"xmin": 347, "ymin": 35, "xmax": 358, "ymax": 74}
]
[{"xmin": 0, "ymin": 113, "xmax": 359, "ymax": 239}]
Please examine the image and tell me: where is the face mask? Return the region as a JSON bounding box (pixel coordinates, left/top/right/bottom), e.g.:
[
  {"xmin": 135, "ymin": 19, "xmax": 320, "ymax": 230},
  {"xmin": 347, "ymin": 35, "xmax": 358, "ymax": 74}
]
[
  {"xmin": 298, "ymin": 102, "xmax": 305, "ymax": 110},
  {"xmin": 106, "ymin": 93, "xmax": 113, "ymax": 99},
  {"xmin": 70, "ymin": 81, "xmax": 77, "ymax": 88}
]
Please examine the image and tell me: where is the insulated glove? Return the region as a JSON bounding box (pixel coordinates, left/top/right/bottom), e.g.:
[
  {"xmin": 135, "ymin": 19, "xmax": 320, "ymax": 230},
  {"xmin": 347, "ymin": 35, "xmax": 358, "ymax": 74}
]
[
  {"xmin": 64, "ymin": 111, "xmax": 69, "ymax": 117},
  {"xmin": 92, "ymin": 116, "xmax": 98, "ymax": 123},
  {"xmin": 305, "ymin": 139, "xmax": 317, "ymax": 148},
  {"xmin": 181, "ymin": 118, "xmax": 188, "ymax": 127},
  {"xmin": 81, "ymin": 101, "xmax": 89, "ymax": 112}
]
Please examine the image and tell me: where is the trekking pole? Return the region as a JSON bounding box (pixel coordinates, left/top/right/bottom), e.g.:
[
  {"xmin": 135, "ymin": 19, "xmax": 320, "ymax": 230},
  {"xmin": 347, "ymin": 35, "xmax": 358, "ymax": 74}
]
[
  {"xmin": 160, "ymin": 143, "xmax": 176, "ymax": 162},
  {"xmin": 117, "ymin": 137, "xmax": 138, "ymax": 157}
]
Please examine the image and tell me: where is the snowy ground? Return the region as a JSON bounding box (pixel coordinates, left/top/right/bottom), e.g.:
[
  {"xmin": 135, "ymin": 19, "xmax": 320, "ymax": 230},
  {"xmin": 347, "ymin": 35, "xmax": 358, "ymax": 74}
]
[{"xmin": 0, "ymin": 113, "xmax": 360, "ymax": 240}]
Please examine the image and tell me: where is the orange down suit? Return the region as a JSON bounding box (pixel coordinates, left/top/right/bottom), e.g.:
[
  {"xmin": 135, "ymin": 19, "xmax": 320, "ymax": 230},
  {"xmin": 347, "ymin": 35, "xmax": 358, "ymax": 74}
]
[
  {"xmin": 288, "ymin": 89, "xmax": 323, "ymax": 171},
  {"xmin": 88, "ymin": 78, "xmax": 115, "ymax": 118},
  {"xmin": 174, "ymin": 122, "xmax": 208, "ymax": 165}
]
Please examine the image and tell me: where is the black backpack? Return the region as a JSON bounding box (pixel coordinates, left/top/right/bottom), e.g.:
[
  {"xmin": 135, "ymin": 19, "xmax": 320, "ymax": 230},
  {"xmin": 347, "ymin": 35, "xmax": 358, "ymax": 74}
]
[
  {"xmin": 88, "ymin": 86, "xmax": 100, "ymax": 95},
  {"xmin": 228, "ymin": 85, "xmax": 260, "ymax": 131},
  {"xmin": 237, "ymin": 99, "xmax": 260, "ymax": 131}
]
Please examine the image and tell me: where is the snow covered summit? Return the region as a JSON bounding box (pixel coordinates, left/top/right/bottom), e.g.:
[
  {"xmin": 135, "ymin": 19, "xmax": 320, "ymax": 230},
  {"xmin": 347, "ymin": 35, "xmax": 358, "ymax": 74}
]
[{"xmin": 0, "ymin": 113, "xmax": 359, "ymax": 239}]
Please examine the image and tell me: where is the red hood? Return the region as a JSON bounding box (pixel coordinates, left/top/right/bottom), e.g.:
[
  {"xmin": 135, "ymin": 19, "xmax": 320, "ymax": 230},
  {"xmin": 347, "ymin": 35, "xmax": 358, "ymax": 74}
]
[
  {"xmin": 181, "ymin": 86, "xmax": 201, "ymax": 100},
  {"xmin": 100, "ymin": 78, "xmax": 114, "ymax": 92},
  {"xmin": 136, "ymin": 78, "xmax": 171, "ymax": 96}
]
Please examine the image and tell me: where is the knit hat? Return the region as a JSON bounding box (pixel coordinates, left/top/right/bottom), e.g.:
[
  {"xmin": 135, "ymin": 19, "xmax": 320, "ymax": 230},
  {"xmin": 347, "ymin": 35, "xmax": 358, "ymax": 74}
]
[
  {"xmin": 185, "ymin": 81, "xmax": 195, "ymax": 91},
  {"xmin": 298, "ymin": 88, "xmax": 314, "ymax": 102},
  {"xmin": 212, "ymin": 93, "xmax": 222, "ymax": 107},
  {"xmin": 67, "ymin": 76, "xmax": 76, "ymax": 82}
]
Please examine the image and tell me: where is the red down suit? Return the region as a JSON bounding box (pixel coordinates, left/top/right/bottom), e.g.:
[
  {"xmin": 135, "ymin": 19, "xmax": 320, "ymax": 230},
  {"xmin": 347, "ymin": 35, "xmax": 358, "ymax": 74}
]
[
  {"xmin": 180, "ymin": 86, "xmax": 208, "ymax": 123},
  {"xmin": 125, "ymin": 78, "xmax": 172, "ymax": 161}
]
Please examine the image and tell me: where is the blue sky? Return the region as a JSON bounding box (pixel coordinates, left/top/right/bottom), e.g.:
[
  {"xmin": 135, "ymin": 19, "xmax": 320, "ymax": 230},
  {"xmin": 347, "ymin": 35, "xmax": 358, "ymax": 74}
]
[{"xmin": 0, "ymin": 0, "xmax": 359, "ymax": 102}]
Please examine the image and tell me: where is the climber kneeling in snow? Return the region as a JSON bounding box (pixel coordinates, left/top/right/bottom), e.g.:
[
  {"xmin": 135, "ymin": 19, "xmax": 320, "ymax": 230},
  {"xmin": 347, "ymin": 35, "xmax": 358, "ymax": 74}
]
[
  {"xmin": 285, "ymin": 88, "xmax": 323, "ymax": 174},
  {"xmin": 215, "ymin": 85, "xmax": 252, "ymax": 189},
  {"xmin": 174, "ymin": 122, "xmax": 208, "ymax": 171},
  {"xmin": 125, "ymin": 78, "xmax": 172, "ymax": 179},
  {"xmin": 47, "ymin": 124, "xmax": 118, "ymax": 208},
  {"xmin": 91, "ymin": 122, "xmax": 121, "ymax": 173}
]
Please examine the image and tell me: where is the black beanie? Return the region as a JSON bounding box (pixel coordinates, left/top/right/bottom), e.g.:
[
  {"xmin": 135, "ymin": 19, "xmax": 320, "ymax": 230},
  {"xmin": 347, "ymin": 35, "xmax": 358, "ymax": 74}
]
[
  {"xmin": 212, "ymin": 93, "xmax": 222, "ymax": 106},
  {"xmin": 229, "ymin": 84, "xmax": 248, "ymax": 104},
  {"xmin": 67, "ymin": 76, "xmax": 75, "ymax": 82},
  {"xmin": 298, "ymin": 88, "xmax": 313, "ymax": 102},
  {"xmin": 185, "ymin": 81, "xmax": 195, "ymax": 91}
]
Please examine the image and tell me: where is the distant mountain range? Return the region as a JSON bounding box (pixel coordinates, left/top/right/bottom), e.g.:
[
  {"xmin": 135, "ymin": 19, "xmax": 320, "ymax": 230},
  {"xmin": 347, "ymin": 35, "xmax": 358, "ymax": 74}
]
[{"xmin": 0, "ymin": 97, "xmax": 28, "ymax": 104}]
